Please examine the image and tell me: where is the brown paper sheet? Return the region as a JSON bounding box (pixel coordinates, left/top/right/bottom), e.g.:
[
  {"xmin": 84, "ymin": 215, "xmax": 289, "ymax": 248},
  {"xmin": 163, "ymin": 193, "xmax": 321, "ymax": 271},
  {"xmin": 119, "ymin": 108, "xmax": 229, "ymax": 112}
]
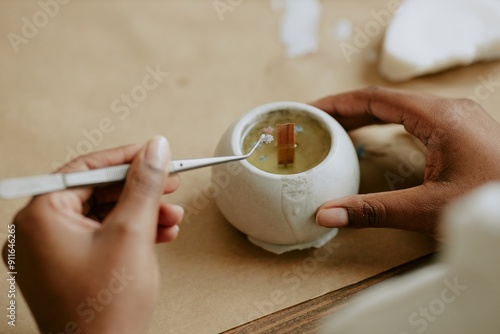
[{"xmin": 1, "ymin": 1, "xmax": 499, "ymax": 333}]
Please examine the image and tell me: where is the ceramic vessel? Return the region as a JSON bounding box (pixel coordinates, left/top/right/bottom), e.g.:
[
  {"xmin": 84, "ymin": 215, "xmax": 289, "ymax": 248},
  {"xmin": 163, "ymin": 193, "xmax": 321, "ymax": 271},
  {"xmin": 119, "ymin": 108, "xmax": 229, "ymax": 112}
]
[{"xmin": 212, "ymin": 102, "xmax": 360, "ymax": 254}]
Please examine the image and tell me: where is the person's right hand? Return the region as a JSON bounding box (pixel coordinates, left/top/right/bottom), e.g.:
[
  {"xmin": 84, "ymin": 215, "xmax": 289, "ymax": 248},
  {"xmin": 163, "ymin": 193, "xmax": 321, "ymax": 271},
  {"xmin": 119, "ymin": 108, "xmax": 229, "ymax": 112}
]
[
  {"xmin": 312, "ymin": 86, "xmax": 500, "ymax": 237},
  {"xmin": 3, "ymin": 136, "xmax": 182, "ymax": 333}
]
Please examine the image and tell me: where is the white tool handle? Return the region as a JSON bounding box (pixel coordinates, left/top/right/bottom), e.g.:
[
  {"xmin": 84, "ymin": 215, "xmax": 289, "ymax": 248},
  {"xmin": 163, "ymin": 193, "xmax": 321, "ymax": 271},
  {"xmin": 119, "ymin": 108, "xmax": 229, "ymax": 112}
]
[
  {"xmin": 63, "ymin": 164, "xmax": 130, "ymax": 187},
  {"xmin": 0, "ymin": 174, "xmax": 66, "ymax": 199}
]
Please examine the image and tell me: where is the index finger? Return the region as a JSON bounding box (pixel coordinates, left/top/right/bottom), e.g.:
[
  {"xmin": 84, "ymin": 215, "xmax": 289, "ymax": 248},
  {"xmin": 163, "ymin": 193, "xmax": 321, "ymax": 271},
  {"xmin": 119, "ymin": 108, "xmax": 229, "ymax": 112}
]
[
  {"xmin": 56, "ymin": 144, "xmax": 142, "ymax": 174},
  {"xmin": 310, "ymin": 86, "xmax": 443, "ymax": 137},
  {"xmin": 55, "ymin": 144, "xmax": 143, "ymax": 203}
]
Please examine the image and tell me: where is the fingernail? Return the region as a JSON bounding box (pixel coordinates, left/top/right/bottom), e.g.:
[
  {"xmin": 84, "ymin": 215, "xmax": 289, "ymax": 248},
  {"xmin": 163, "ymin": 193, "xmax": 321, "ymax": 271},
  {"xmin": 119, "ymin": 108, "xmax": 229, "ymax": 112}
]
[
  {"xmin": 316, "ymin": 208, "xmax": 349, "ymax": 227},
  {"xmin": 145, "ymin": 136, "xmax": 168, "ymax": 169},
  {"xmin": 171, "ymin": 224, "xmax": 179, "ymax": 233},
  {"xmin": 170, "ymin": 224, "xmax": 180, "ymax": 237},
  {"xmin": 172, "ymin": 204, "xmax": 184, "ymax": 218}
]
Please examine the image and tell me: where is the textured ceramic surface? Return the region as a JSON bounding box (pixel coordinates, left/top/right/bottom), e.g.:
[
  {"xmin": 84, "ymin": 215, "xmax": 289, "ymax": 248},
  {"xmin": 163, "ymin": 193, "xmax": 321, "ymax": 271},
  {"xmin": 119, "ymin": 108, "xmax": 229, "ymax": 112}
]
[{"xmin": 212, "ymin": 102, "xmax": 360, "ymax": 253}]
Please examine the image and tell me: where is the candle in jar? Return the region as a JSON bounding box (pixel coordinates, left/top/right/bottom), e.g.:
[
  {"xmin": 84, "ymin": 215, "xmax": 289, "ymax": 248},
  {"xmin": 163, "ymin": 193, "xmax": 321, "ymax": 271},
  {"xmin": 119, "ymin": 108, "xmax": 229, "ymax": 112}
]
[{"xmin": 242, "ymin": 109, "xmax": 331, "ymax": 175}]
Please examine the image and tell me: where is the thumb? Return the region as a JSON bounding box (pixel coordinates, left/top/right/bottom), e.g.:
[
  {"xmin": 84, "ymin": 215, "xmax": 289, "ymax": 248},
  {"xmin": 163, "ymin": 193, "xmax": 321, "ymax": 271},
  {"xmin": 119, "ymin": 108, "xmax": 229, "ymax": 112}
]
[
  {"xmin": 315, "ymin": 185, "xmax": 445, "ymax": 235},
  {"xmin": 105, "ymin": 136, "xmax": 170, "ymax": 241}
]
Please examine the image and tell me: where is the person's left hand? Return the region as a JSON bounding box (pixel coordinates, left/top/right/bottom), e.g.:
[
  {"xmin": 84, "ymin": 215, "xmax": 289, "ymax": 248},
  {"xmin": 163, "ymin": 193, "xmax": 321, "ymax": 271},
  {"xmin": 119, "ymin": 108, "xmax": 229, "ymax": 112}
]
[{"xmin": 3, "ymin": 136, "xmax": 183, "ymax": 333}]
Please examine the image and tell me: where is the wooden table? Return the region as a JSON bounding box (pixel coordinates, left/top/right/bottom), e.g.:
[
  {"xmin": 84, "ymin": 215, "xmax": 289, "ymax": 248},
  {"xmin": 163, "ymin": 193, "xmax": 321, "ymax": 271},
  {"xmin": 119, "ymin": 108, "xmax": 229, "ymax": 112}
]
[{"xmin": 224, "ymin": 254, "xmax": 435, "ymax": 334}]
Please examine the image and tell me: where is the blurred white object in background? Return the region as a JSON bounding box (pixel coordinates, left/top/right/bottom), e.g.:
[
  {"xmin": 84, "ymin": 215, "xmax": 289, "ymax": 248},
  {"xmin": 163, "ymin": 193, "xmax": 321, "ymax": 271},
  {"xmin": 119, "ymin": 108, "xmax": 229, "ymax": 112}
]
[
  {"xmin": 332, "ymin": 19, "xmax": 353, "ymax": 41},
  {"xmin": 276, "ymin": 0, "xmax": 322, "ymax": 58},
  {"xmin": 380, "ymin": 0, "xmax": 500, "ymax": 81},
  {"xmin": 321, "ymin": 182, "xmax": 500, "ymax": 334}
]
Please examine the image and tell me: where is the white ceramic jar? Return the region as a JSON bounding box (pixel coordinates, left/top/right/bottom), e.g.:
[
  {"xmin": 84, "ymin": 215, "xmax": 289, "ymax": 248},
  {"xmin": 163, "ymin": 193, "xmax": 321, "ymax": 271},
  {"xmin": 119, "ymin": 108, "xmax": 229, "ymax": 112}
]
[{"xmin": 212, "ymin": 102, "xmax": 360, "ymax": 254}]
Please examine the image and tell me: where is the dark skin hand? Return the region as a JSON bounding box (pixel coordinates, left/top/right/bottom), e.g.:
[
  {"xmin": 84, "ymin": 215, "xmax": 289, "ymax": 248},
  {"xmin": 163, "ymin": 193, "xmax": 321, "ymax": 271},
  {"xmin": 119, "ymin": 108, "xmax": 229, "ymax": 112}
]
[{"xmin": 313, "ymin": 86, "xmax": 500, "ymax": 237}]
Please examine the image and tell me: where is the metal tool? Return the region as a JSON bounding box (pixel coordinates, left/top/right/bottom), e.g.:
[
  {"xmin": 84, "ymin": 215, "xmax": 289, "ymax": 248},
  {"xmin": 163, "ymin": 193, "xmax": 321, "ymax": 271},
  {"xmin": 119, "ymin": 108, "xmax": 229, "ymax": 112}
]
[{"xmin": 0, "ymin": 134, "xmax": 274, "ymax": 199}]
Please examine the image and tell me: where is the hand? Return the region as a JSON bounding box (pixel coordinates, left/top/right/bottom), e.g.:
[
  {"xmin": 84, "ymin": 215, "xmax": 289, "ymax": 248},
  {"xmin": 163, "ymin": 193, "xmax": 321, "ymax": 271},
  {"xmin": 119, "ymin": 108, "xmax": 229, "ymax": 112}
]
[
  {"xmin": 3, "ymin": 136, "xmax": 183, "ymax": 333},
  {"xmin": 313, "ymin": 87, "xmax": 500, "ymax": 236}
]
